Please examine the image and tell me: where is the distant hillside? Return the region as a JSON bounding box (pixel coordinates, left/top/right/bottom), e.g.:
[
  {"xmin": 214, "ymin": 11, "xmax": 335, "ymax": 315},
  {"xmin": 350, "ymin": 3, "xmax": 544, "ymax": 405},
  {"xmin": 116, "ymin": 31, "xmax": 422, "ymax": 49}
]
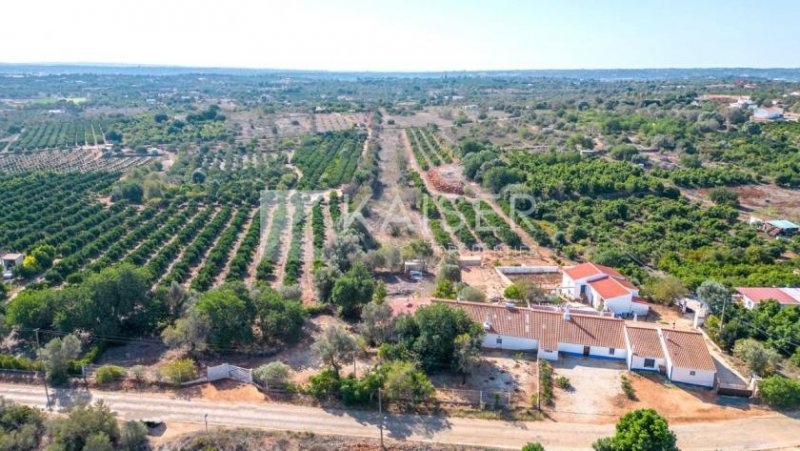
[{"xmin": 1, "ymin": 63, "xmax": 799, "ymax": 80}]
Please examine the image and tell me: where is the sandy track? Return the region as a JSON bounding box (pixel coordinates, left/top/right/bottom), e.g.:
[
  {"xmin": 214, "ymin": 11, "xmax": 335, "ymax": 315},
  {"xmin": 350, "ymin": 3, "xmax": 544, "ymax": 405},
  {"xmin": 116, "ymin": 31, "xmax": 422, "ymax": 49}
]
[
  {"xmin": 300, "ymin": 200, "xmax": 317, "ymax": 303},
  {"xmin": 271, "ymin": 197, "xmax": 296, "ymax": 287},
  {"xmin": 3, "ymin": 383, "xmax": 798, "ymax": 450}
]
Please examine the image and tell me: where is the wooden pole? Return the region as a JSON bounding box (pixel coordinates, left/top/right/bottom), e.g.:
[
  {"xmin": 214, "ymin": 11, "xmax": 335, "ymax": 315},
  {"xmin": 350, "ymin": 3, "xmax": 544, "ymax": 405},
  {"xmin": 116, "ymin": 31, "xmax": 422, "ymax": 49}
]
[
  {"xmin": 34, "ymin": 329, "xmax": 50, "ymax": 410},
  {"xmin": 378, "ymin": 388, "xmax": 384, "ymax": 450}
]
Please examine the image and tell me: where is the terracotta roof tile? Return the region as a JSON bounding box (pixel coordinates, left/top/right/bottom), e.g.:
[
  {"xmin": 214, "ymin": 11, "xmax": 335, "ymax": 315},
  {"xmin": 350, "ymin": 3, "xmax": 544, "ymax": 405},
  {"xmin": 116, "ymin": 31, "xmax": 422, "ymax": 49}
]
[
  {"xmin": 625, "ymin": 326, "xmax": 664, "ymax": 359},
  {"xmin": 434, "ymin": 300, "xmax": 626, "ymax": 350},
  {"xmin": 563, "ymin": 263, "xmax": 628, "ymax": 283},
  {"xmin": 735, "ymin": 287, "xmax": 800, "ymax": 305},
  {"xmin": 662, "ymin": 329, "xmax": 716, "ymax": 372},
  {"xmin": 589, "ymin": 277, "xmax": 633, "ymax": 299}
]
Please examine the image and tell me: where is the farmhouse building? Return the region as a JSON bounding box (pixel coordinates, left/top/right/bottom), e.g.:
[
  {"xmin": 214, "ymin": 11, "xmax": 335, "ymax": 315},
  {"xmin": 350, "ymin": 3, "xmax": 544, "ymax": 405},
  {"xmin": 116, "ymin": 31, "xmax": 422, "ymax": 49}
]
[
  {"xmin": 763, "ymin": 219, "xmax": 799, "ymax": 238},
  {"xmin": 2, "ymin": 253, "xmax": 23, "ymax": 278},
  {"xmin": 734, "ymin": 287, "xmax": 800, "ymax": 309},
  {"xmin": 438, "ymin": 300, "xmax": 717, "ymax": 386},
  {"xmin": 624, "ymin": 325, "xmax": 666, "ymax": 372},
  {"xmin": 661, "ymin": 329, "xmax": 717, "ymax": 387},
  {"xmin": 560, "ymin": 263, "xmax": 649, "ymax": 317},
  {"xmin": 753, "ymin": 106, "xmax": 784, "ymax": 120}
]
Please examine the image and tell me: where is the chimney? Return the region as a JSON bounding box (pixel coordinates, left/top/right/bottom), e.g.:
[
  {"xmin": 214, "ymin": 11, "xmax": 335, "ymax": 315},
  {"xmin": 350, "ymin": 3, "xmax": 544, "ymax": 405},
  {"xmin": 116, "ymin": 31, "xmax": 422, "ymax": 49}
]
[{"xmin": 563, "ymin": 304, "xmax": 571, "ymax": 321}]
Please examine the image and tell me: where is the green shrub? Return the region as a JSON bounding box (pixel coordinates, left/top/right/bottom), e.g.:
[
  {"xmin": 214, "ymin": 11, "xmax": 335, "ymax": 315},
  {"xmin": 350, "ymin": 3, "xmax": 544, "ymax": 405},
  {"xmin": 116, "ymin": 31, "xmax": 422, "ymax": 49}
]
[
  {"xmin": 789, "ymin": 348, "xmax": 800, "ymax": 368},
  {"xmin": 162, "ymin": 359, "xmax": 197, "ymax": 385},
  {"xmin": 556, "ymin": 376, "xmax": 571, "ymax": 390},
  {"xmin": 522, "ymin": 443, "xmax": 545, "ymax": 451},
  {"xmin": 621, "ymin": 374, "xmax": 636, "ymax": 400},
  {"xmin": 504, "ymin": 284, "xmax": 523, "ymax": 300},
  {"xmin": 538, "ymin": 360, "xmax": 553, "ymax": 406},
  {"xmin": 306, "ymin": 369, "xmax": 341, "ymax": 400},
  {"xmin": 758, "ymin": 375, "xmax": 800, "ymax": 409},
  {"xmin": 304, "ymin": 303, "xmax": 330, "ymax": 317},
  {"xmin": 253, "ymin": 362, "xmax": 291, "ymax": 388},
  {"xmin": 339, "ymin": 370, "xmax": 383, "ymax": 406},
  {"xmin": 95, "ymin": 365, "xmax": 126, "ymax": 385},
  {"xmin": 0, "ymin": 354, "xmax": 41, "ymax": 371},
  {"xmin": 119, "ymin": 420, "xmax": 148, "ymax": 451}
]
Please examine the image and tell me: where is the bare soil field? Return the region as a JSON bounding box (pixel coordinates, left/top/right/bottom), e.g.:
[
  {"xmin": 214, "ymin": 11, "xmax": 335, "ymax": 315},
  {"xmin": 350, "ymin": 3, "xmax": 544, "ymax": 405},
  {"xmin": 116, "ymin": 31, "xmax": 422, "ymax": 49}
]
[
  {"xmin": 155, "ymin": 428, "xmax": 487, "ymax": 451},
  {"xmin": 460, "ymin": 265, "xmax": 509, "ymax": 300},
  {"xmin": 386, "ymin": 107, "xmax": 454, "ymax": 130},
  {"xmin": 366, "ymin": 126, "xmax": 429, "ymax": 248},
  {"xmin": 379, "ymin": 272, "xmax": 435, "ymax": 299},
  {"xmin": 548, "ymin": 357, "xmax": 768, "ymax": 424},
  {"xmin": 621, "ymin": 371, "xmax": 768, "ymax": 424},
  {"xmin": 505, "ymin": 272, "xmax": 562, "ymax": 289},
  {"xmin": 460, "ymin": 252, "xmax": 558, "ymax": 299},
  {"xmin": 732, "ymin": 183, "xmax": 800, "ymax": 223},
  {"xmin": 314, "ymin": 112, "xmax": 369, "ymax": 132},
  {"xmin": 429, "ymin": 351, "xmax": 536, "ymax": 405},
  {"xmin": 274, "ymin": 113, "xmax": 314, "ymax": 137}
]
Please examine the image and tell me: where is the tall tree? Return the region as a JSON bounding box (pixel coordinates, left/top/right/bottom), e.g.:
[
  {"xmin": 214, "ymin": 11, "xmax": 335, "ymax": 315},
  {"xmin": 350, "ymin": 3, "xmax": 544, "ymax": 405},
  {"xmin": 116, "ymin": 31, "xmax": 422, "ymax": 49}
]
[
  {"xmin": 312, "ymin": 325, "xmax": 359, "ymax": 375},
  {"xmin": 697, "ymin": 280, "xmax": 731, "ymax": 317},
  {"xmin": 454, "ymin": 333, "xmax": 481, "ymax": 384},
  {"xmin": 592, "ymin": 409, "xmax": 677, "ymax": 451},
  {"xmin": 39, "ymin": 334, "xmax": 81, "ymax": 384}
]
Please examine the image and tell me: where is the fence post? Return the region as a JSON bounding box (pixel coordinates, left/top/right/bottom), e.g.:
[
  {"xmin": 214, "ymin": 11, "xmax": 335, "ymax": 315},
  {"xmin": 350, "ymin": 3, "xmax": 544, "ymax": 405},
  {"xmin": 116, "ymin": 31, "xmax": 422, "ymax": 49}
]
[{"xmin": 479, "ymin": 390, "xmax": 483, "ymax": 409}]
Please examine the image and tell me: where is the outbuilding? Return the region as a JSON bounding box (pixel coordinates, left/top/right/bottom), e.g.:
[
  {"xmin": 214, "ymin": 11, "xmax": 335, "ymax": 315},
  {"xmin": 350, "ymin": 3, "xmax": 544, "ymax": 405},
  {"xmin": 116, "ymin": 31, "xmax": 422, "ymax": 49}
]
[
  {"xmin": 625, "ymin": 325, "xmax": 666, "ymax": 372},
  {"xmin": 661, "ymin": 329, "xmax": 717, "ymax": 387}
]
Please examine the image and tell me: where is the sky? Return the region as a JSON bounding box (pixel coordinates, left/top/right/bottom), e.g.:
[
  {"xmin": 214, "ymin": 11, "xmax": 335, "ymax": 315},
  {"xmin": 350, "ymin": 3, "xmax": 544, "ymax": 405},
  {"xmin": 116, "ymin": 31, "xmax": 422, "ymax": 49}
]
[{"xmin": 2, "ymin": 0, "xmax": 799, "ymax": 72}]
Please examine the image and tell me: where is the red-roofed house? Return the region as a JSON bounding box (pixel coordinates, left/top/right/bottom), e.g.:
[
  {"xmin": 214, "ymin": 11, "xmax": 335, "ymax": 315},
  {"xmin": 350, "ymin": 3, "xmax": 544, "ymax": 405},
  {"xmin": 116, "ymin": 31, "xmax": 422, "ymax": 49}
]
[
  {"xmin": 438, "ymin": 300, "xmax": 716, "ymax": 386},
  {"xmin": 561, "ymin": 263, "xmax": 648, "ymax": 317},
  {"xmin": 734, "ymin": 287, "xmax": 800, "ymax": 309}
]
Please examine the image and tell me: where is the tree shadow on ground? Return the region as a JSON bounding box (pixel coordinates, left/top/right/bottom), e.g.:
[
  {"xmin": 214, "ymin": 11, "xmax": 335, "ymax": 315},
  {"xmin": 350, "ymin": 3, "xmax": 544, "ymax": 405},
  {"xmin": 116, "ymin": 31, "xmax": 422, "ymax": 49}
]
[
  {"xmin": 321, "ymin": 404, "xmax": 452, "ymax": 441},
  {"xmin": 49, "ymin": 385, "xmax": 92, "ymax": 411}
]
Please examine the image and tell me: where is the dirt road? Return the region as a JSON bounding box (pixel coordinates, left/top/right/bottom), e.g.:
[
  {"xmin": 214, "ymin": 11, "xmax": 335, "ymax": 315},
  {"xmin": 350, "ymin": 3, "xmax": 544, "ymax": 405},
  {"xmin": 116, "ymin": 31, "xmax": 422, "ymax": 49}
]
[{"xmin": 2, "ymin": 383, "xmax": 797, "ymax": 450}]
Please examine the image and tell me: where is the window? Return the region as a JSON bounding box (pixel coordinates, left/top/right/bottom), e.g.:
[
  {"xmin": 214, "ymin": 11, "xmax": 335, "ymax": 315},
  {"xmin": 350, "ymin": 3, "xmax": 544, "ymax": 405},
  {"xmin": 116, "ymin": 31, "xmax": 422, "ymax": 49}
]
[
  {"xmin": 496, "ymin": 337, "xmax": 503, "ymax": 344},
  {"xmin": 608, "ymin": 348, "xmax": 615, "ymax": 355},
  {"xmin": 689, "ymin": 370, "xmax": 696, "ymax": 376},
  {"xmin": 644, "ymin": 358, "xmax": 655, "ymax": 368}
]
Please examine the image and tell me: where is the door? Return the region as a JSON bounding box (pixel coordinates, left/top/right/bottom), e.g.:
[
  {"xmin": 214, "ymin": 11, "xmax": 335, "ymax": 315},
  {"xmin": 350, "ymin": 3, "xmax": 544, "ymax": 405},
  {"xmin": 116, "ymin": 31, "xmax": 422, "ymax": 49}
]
[{"xmin": 583, "ymin": 346, "xmax": 590, "ymax": 357}]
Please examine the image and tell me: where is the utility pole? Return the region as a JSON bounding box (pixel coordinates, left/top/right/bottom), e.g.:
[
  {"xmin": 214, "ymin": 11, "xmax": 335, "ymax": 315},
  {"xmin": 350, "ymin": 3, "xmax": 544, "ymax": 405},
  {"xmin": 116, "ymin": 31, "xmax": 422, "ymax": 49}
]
[
  {"xmin": 720, "ymin": 296, "xmax": 728, "ymax": 329},
  {"xmin": 33, "ymin": 328, "xmax": 50, "ymax": 410},
  {"xmin": 378, "ymin": 388, "xmax": 384, "ymax": 450},
  {"xmin": 204, "ymin": 413, "xmax": 209, "ymax": 434}
]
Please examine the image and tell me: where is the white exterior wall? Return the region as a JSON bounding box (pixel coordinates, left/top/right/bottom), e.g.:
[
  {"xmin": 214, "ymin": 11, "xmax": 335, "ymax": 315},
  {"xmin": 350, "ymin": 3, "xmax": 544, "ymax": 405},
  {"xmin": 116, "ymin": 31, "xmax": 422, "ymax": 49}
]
[
  {"xmin": 631, "ymin": 302, "xmax": 650, "ymax": 317},
  {"xmin": 538, "ymin": 348, "xmax": 559, "ymax": 361},
  {"xmin": 670, "ymin": 366, "xmax": 716, "ymax": 387},
  {"xmin": 629, "ymin": 355, "xmax": 665, "ymax": 371},
  {"xmin": 558, "ymin": 342, "xmax": 585, "ymax": 355},
  {"xmin": 604, "ymin": 295, "xmax": 633, "ymax": 314},
  {"xmin": 742, "ymin": 296, "xmax": 756, "ymax": 310},
  {"xmin": 481, "ymin": 333, "xmax": 538, "ymax": 351},
  {"xmin": 590, "ymin": 346, "xmax": 626, "ymax": 360},
  {"xmin": 588, "ymin": 286, "xmax": 602, "ymax": 308},
  {"xmin": 555, "ymin": 342, "xmax": 625, "ymax": 359},
  {"xmin": 561, "ymin": 273, "xmax": 577, "ymax": 298}
]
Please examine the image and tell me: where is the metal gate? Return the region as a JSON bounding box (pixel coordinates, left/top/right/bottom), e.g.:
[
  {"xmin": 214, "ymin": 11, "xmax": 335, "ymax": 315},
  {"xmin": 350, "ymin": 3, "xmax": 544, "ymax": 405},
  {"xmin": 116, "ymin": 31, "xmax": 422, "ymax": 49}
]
[{"xmin": 207, "ymin": 363, "xmax": 253, "ymax": 384}]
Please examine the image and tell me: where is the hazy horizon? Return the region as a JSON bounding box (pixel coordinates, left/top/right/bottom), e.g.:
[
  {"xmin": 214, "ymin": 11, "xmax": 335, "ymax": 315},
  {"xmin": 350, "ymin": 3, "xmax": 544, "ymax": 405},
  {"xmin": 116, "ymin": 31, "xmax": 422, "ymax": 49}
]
[{"xmin": 3, "ymin": 0, "xmax": 800, "ymax": 72}]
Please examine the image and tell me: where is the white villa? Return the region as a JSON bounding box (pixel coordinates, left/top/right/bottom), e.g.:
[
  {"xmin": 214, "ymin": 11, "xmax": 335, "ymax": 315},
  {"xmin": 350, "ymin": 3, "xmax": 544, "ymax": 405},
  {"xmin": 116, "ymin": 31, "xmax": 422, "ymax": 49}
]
[
  {"xmin": 438, "ymin": 299, "xmax": 718, "ymax": 387},
  {"xmin": 561, "ymin": 262, "xmax": 649, "ymax": 317}
]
